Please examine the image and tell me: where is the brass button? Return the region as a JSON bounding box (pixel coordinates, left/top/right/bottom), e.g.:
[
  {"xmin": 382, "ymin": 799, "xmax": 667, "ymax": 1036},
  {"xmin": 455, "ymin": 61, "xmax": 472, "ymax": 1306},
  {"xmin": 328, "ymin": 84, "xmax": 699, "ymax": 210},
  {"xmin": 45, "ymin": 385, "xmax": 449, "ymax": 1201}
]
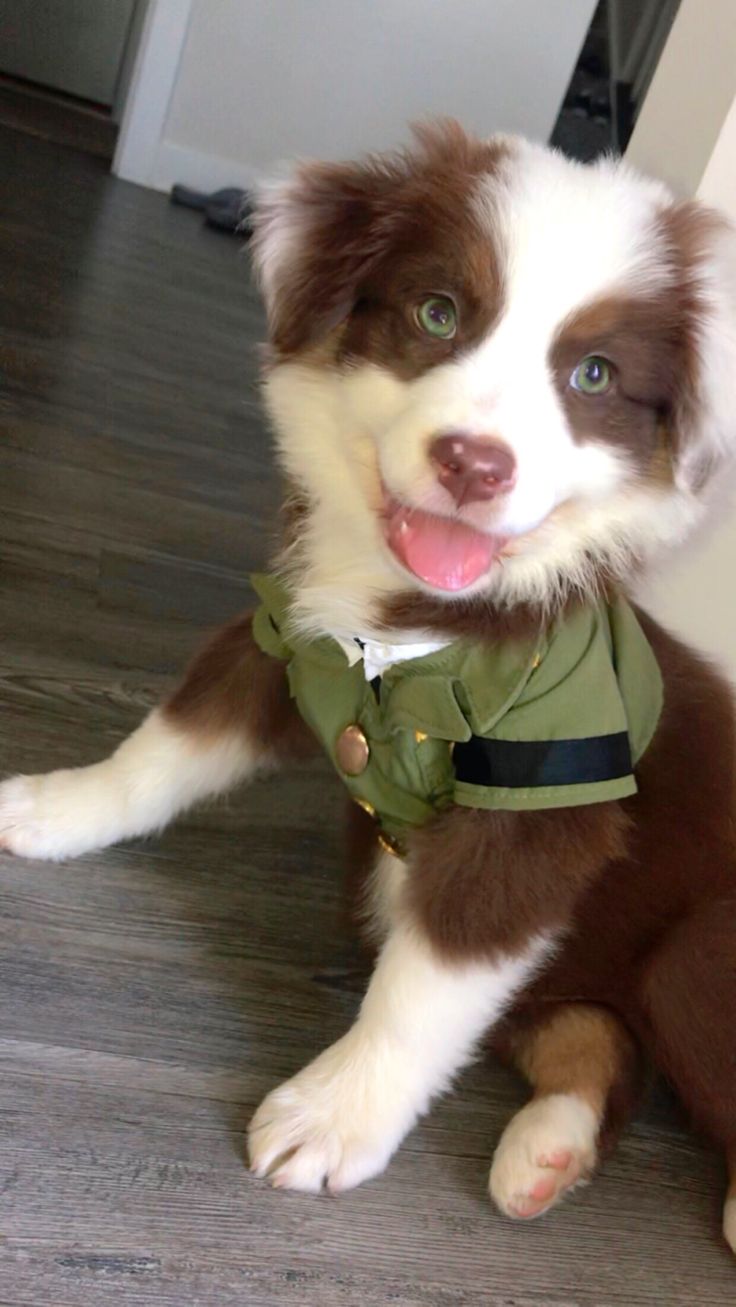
[
  {"xmin": 336, "ymin": 724, "xmax": 370, "ymax": 776},
  {"xmin": 378, "ymin": 831, "xmax": 404, "ymax": 859},
  {"xmin": 353, "ymin": 797, "xmax": 376, "ymax": 818},
  {"xmin": 414, "ymin": 730, "xmax": 428, "ymax": 744}
]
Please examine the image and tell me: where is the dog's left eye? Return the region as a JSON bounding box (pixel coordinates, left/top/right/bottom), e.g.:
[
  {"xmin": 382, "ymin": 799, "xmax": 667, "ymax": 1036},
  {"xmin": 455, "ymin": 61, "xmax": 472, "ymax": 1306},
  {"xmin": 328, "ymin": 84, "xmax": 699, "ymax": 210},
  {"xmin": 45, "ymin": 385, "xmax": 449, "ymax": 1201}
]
[
  {"xmin": 414, "ymin": 296, "xmax": 457, "ymax": 340},
  {"xmin": 571, "ymin": 355, "xmax": 613, "ymax": 395}
]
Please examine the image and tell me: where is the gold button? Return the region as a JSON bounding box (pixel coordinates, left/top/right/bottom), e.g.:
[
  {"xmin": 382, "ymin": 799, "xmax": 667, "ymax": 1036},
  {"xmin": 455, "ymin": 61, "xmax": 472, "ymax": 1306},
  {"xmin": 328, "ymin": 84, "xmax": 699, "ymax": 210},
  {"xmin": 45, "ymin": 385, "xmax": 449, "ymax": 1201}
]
[
  {"xmin": 353, "ymin": 797, "xmax": 376, "ymax": 818},
  {"xmin": 414, "ymin": 730, "xmax": 428, "ymax": 744},
  {"xmin": 336, "ymin": 724, "xmax": 370, "ymax": 776},
  {"xmin": 378, "ymin": 831, "xmax": 404, "ymax": 859}
]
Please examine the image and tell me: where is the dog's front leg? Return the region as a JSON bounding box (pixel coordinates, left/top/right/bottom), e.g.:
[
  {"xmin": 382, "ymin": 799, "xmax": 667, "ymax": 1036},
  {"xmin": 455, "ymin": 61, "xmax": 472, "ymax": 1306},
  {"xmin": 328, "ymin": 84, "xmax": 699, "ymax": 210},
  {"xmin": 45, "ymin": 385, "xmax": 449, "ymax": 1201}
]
[
  {"xmin": 249, "ymin": 849, "xmax": 553, "ymax": 1193},
  {"xmin": 0, "ymin": 613, "xmax": 311, "ymax": 860},
  {"xmin": 249, "ymin": 801, "xmax": 629, "ymax": 1194}
]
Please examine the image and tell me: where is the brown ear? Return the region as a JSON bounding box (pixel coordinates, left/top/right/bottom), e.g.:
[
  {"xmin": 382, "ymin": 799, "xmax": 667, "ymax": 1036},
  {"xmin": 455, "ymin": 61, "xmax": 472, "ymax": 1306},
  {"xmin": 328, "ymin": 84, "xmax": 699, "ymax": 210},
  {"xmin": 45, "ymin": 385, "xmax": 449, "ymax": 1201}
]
[
  {"xmin": 250, "ymin": 119, "xmax": 499, "ymax": 355},
  {"xmin": 251, "ymin": 156, "xmax": 402, "ymax": 354}
]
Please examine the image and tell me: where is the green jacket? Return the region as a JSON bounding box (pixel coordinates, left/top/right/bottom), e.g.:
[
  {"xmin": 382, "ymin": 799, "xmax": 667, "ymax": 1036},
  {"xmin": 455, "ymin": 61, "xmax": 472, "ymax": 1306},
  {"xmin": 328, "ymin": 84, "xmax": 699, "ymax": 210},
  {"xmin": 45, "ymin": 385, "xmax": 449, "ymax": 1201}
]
[{"xmin": 251, "ymin": 573, "xmax": 663, "ymax": 854}]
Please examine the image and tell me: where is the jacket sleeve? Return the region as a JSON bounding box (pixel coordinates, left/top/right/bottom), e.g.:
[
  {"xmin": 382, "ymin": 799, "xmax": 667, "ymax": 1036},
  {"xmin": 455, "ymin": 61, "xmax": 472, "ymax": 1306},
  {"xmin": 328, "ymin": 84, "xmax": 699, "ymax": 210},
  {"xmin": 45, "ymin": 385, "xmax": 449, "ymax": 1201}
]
[{"xmin": 452, "ymin": 603, "xmax": 643, "ymax": 812}]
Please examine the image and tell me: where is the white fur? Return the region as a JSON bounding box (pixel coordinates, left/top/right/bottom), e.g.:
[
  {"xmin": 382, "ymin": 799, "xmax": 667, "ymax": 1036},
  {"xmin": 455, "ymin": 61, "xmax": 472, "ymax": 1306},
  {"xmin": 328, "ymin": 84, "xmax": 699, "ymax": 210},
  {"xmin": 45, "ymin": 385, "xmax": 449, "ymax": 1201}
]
[
  {"xmin": 358, "ymin": 848, "xmax": 409, "ymax": 946},
  {"xmin": 252, "ymin": 173, "xmax": 311, "ymax": 325},
  {"xmin": 490, "ymin": 1092, "xmax": 599, "ymax": 1219},
  {"xmin": 683, "ymin": 228, "xmax": 736, "ymax": 488},
  {"xmin": 476, "ymin": 141, "xmax": 675, "ymax": 323},
  {"xmin": 249, "ymin": 920, "xmax": 554, "ymax": 1193},
  {"xmin": 0, "ymin": 709, "xmax": 263, "ymax": 861},
  {"xmin": 256, "ymin": 135, "xmax": 736, "ymax": 640}
]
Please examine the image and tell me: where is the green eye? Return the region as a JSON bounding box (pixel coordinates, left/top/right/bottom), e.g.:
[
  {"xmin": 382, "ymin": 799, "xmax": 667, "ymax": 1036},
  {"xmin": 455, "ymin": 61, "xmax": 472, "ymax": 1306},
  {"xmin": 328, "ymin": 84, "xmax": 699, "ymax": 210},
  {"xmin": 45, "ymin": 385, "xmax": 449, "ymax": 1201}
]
[
  {"xmin": 571, "ymin": 355, "xmax": 613, "ymax": 395},
  {"xmin": 415, "ymin": 295, "xmax": 457, "ymax": 339}
]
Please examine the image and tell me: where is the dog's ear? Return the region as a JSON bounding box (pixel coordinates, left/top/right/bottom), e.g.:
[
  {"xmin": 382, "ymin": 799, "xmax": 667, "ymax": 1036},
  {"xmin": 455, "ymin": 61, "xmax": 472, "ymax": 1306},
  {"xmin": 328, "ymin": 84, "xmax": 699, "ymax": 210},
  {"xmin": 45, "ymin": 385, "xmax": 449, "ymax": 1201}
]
[
  {"xmin": 666, "ymin": 201, "xmax": 736, "ymax": 492},
  {"xmin": 251, "ymin": 156, "xmax": 402, "ymax": 354},
  {"xmin": 251, "ymin": 121, "xmax": 501, "ymax": 355}
]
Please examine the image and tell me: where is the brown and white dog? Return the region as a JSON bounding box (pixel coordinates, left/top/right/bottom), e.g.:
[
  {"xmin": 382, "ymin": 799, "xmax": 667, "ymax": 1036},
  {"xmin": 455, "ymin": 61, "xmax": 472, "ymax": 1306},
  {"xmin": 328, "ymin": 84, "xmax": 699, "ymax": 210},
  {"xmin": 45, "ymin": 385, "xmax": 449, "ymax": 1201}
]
[{"xmin": 2, "ymin": 122, "xmax": 736, "ymax": 1248}]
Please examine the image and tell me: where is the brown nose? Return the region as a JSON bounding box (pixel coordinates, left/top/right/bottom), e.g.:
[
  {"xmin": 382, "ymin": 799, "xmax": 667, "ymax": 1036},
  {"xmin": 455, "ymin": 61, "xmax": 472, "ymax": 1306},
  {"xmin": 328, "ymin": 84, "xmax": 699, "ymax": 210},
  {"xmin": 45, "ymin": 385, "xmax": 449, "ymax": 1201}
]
[{"xmin": 430, "ymin": 433, "xmax": 516, "ymax": 506}]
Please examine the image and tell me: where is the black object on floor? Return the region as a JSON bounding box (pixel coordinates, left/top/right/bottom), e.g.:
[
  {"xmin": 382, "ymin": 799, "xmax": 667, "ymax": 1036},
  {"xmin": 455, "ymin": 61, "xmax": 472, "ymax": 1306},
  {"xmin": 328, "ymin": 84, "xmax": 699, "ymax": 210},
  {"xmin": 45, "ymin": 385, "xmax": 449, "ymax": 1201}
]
[{"xmin": 170, "ymin": 183, "xmax": 253, "ymax": 234}]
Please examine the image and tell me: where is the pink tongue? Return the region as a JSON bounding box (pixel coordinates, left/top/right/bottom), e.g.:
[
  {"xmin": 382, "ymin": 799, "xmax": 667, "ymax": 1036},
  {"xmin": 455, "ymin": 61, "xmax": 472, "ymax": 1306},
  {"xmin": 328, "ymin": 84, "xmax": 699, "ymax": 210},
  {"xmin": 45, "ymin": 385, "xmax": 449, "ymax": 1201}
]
[{"xmin": 386, "ymin": 504, "xmax": 500, "ymax": 591}]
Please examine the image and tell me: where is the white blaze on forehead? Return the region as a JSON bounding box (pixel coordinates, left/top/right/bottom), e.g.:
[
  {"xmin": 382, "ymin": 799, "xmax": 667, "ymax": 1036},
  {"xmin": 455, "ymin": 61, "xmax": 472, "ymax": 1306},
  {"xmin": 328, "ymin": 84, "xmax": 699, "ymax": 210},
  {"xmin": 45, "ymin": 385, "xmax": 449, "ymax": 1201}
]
[{"xmin": 475, "ymin": 140, "xmax": 676, "ymax": 331}]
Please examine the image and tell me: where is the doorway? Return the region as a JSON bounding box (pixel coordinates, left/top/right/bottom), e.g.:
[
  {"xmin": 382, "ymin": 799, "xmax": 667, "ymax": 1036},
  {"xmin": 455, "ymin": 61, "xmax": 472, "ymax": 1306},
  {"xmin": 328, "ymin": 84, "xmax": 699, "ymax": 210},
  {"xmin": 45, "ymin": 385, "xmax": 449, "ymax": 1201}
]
[
  {"xmin": 0, "ymin": 0, "xmax": 148, "ymax": 159},
  {"xmin": 551, "ymin": 0, "xmax": 682, "ymax": 161}
]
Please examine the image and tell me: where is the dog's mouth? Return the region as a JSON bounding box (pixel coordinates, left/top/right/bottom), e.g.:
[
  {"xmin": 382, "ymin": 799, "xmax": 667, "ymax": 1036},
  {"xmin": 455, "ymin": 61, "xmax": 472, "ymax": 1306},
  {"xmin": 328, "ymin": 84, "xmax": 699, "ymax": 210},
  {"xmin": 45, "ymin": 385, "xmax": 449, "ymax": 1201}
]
[{"xmin": 382, "ymin": 495, "xmax": 508, "ymax": 592}]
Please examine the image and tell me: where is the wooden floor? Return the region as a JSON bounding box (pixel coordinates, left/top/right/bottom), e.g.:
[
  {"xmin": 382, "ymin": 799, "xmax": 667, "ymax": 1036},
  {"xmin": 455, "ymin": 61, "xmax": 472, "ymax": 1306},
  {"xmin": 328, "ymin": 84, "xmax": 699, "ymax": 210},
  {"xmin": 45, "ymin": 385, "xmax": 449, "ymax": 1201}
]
[{"xmin": 0, "ymin": 126, "xmax": 734, "ymax": 1306}]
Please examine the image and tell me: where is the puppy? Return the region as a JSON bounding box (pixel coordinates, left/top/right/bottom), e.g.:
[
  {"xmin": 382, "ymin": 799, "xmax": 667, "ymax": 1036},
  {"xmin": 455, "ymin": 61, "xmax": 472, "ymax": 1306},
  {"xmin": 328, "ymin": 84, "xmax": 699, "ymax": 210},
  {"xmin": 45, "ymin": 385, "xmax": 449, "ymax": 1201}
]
[{"xmin": 2, "ymin": 122, "xmax": 736, "ymax": 1250}]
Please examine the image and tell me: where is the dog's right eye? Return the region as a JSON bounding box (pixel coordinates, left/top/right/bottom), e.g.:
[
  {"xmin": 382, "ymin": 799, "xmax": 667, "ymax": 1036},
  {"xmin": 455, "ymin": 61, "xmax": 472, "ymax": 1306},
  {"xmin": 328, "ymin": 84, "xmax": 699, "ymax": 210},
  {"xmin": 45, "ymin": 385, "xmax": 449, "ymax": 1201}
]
[
  {"xmin": 414, "ymin": 296, "xmax": 457, "ymax": 340},
  {"xmin": 571, "ymin": 355, "xmax": 613, "ymax": 395}
]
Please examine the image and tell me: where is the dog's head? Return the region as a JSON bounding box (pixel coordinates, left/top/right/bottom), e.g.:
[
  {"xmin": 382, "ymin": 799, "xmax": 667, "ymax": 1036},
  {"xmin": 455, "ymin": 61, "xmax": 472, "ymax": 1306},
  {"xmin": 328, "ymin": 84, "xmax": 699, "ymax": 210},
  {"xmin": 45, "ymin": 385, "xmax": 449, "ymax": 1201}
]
[{"xmin": 252, "ymin": 122, "xmax": 736, "ymax": 638}]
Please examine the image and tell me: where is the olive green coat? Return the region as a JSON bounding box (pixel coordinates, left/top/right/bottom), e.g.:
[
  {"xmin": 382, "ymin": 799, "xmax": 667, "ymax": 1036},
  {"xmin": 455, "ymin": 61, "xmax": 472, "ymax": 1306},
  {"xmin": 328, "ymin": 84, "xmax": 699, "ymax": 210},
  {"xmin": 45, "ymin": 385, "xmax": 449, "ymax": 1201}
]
[{"xmin": 251, "ymin": 573, "xmax": 662, "ymax": 852}]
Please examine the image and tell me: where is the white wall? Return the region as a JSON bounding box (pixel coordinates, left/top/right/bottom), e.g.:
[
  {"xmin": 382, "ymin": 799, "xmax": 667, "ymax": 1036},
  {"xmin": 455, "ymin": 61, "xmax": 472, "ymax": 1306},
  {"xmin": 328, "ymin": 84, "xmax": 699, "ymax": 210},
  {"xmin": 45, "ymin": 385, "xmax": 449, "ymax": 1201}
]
[
  {"xmin": 119, "ymin": 0, "xmax": 596, "ymax": 192},
  {"xmin": 626, "ymin": 0, "xmax": 736, "ymax": 197},
  {"xmin": 699, "ymin": 95, "xmax": 736, "ymax": 216},
  {"xmin": 627, "ymin": 0, "xmax": 736, "ymax": 676}
]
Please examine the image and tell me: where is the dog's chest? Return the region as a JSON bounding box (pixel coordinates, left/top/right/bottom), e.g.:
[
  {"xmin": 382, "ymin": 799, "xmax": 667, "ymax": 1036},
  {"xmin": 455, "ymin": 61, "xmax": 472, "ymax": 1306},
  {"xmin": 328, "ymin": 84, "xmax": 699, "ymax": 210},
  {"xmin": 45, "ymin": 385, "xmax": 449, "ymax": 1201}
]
[{"xmin": 251, "ymin": 572, "xmax": 663, "ymax": 854}]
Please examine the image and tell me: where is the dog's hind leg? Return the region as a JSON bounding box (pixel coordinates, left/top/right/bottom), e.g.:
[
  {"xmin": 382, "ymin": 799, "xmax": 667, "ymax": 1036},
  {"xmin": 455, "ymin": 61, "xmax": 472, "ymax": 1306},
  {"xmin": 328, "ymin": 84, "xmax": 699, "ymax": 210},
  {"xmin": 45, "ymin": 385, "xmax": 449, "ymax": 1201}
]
[
  {"xmin": 0, "ymin": 613, "xmax": 312, "ymax": 861},
  {"xmin": 639, "ymin": 900, "xmax": 736, "ymax": 1255},
  {"xmin": 489, "ymin": 1002, "xmax": 642, "ymax": 1220}
]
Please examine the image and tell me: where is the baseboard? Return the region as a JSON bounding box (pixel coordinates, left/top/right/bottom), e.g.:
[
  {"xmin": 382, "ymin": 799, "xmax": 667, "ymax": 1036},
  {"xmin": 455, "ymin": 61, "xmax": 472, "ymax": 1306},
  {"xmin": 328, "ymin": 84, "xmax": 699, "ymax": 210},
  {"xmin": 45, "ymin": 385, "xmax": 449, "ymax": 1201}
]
[{"xmin": 146, "ymin": 139, "xmax": 257, "ymax": 195}]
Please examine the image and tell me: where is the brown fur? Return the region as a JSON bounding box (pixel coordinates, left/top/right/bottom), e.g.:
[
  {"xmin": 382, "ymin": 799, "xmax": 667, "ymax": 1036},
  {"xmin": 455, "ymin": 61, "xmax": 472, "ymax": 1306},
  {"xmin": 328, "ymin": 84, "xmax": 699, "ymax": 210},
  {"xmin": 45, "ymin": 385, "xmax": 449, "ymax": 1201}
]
[
  {"xmin": 337, "ymin": 602, "xmax": 736, "ymax": 1167},
  {"xmin": 549, "ymin": 294, "xmax": 683, "ymax": 473},
  {"xmin": 494, "ymin": 612, "xmax": 736, "ymax": 1155},
  {"xmin": 381, "ymin": 562, "xmax": 637, "ymax": 637},
  {"xmin": 548, "ymin": 199, "xmax": 725, "ymax": 481},
  {"xmin": 405, "ymin": 801, "xmax": 630, "ymax": 959},
  {"xmin": 548, "ymin": 204, "xmax": 728, "ymax": 480},
  {"xmin": 164, "ymin": 612, "xmax": 315, "ymax": 760},
  {"xmin": 380, "ymin": 586, "xmax": 550, "ymax": 641},
  {"xmin": 257, "ymin": 121, "xmax": 507, "ymax": 362},
  {"xmin": 336, "ymin": 140, "xmax": 507, "ymax": 380}
]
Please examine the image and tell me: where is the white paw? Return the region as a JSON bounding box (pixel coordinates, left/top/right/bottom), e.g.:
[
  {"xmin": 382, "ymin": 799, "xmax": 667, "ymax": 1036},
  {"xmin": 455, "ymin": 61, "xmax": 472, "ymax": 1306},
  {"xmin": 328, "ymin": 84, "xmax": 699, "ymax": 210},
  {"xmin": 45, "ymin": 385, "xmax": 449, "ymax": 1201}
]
[
  {"xmin": 0, "ymin": 775, "xmax": 60, "ymax": 859},
  {"xmin": 248, "ymin": 1035, "xmax": 413, "ymax": 1193},
  {"xmin": 489, "ymin": 1093, "xmax": 598, "ymax": 1220},
  {"xmin": 0, "ymin": 767, "xmax": 121, "ymax": 861}
]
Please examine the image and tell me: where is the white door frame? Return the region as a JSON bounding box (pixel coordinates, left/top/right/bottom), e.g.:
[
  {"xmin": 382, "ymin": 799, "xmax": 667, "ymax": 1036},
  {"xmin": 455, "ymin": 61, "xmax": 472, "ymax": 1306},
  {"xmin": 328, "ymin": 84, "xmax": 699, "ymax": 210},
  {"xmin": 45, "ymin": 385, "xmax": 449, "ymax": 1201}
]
[
  {"xmin": 628, "ymin": 0, "xmax": 736, "ymax": 673},
  {"xmin": 113, "ymin": 0, "xmax": 195, "ymax": 188}
]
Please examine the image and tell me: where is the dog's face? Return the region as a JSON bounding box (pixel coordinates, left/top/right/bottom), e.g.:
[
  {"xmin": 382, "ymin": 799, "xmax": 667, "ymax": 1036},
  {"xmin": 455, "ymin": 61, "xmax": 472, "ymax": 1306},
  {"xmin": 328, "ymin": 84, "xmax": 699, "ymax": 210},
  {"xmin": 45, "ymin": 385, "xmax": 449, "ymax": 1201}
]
[{"xmin": 253, "ymin": 123, "xmax": 736, "ymax": 636}]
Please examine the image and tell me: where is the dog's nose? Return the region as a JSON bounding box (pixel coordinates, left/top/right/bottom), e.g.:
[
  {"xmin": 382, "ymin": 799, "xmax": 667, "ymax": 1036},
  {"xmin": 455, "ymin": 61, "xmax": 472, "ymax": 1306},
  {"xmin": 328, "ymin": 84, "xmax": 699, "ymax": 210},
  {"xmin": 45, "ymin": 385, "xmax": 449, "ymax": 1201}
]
[{"xmin": 430, "ymin": 433, "xmax": 516, "ymax": 505}]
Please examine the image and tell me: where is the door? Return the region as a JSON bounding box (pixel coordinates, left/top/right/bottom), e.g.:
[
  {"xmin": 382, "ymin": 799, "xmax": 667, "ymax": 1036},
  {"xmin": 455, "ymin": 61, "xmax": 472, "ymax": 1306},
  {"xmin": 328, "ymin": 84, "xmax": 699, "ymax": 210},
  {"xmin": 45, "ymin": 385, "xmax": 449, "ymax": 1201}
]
[{"xmin": 0, "ymin": 0, "xmax": 136, "ymax": 106}]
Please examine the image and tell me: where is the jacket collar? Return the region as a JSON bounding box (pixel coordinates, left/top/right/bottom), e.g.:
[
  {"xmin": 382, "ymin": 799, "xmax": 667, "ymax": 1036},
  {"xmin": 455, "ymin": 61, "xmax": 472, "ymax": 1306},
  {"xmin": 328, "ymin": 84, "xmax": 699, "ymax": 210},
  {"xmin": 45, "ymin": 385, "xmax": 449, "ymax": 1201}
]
[{"xmin": 251, "ymin": 570, "xmax": 547, "ymax": 742}]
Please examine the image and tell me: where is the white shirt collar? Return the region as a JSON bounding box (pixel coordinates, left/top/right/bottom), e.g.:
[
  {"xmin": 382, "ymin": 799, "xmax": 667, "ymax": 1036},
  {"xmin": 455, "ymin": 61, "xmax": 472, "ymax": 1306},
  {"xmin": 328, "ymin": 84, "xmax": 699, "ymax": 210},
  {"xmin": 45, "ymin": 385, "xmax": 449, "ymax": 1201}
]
[{"xmin": 335, "ymin": 635, "xmax": 449, "ymax": 681}]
